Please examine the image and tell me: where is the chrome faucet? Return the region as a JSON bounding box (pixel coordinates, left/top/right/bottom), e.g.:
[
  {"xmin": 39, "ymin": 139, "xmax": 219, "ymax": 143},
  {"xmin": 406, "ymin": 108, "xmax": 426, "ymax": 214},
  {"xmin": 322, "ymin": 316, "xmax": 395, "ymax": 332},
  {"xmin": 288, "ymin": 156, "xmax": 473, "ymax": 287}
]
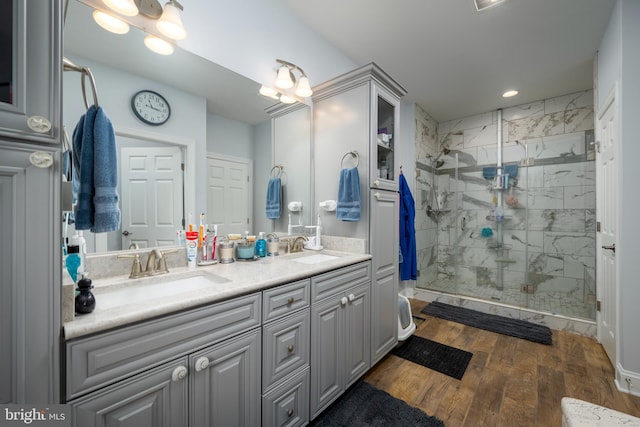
[{"xmin": 291, "ymin": 235, "xmax": 308, "ymax": 253}]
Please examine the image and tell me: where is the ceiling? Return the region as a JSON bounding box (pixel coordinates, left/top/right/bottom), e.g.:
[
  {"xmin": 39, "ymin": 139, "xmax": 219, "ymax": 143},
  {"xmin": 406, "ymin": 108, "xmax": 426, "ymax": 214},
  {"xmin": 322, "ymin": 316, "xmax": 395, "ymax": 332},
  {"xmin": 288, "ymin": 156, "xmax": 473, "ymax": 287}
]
[{"xmin": 279, "ymin": 0, "xmax": 615, "ymax": 122}]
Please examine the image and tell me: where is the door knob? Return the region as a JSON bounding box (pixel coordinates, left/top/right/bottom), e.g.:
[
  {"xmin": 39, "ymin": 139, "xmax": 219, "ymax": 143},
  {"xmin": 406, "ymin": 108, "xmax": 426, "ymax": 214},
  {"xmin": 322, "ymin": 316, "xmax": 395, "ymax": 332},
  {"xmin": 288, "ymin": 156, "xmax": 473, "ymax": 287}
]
[
  {"xmin": 122, "ymin": 230, "xmax": 132, "ymax": 236},
  {"xmin": 602, "ymin": 244, "xmax": 616, "ymax": 253}
]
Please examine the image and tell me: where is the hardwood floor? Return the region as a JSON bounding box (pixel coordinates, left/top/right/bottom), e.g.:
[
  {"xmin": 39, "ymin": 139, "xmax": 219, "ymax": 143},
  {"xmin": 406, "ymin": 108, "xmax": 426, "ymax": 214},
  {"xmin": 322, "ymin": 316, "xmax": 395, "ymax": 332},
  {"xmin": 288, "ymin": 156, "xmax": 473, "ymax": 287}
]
[{"xmin": 364, "ymin": 299, "xmax": 640, "ymax": 426}]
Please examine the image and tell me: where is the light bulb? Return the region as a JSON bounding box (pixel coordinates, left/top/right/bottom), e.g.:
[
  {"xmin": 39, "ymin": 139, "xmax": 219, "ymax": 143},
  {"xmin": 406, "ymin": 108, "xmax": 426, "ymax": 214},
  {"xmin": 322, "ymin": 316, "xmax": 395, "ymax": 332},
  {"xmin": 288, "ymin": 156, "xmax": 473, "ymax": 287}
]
[
  {"xmin": 259, "ymin": 85, "xmax": 279, "ymax": 99},
  {"xmin": 275, "ymin": 66, "xmax": 294, "ymax": 89},
  {"xmin": 102, "ymin": 0, "xmax": 138, "ymax": 16},
  {"xmin": 502, "ymin": 90, "xmax": 519, "ymax": 98},
  {"xmin": 144, "ymin": 34, "xmax": 174, "ymax": 55},
  {"xmin": 295, "ymin": 76, "xmax": 313, "ymax": 97},
  {"xmin": 279, "ymin": 94, "xmax": 296, "ymax": 104},
  {"xmin": 92, "ymin": 10, "xmax": 130, "ymax": 34},
  {"xmin": 157, "ymin": 1, "xmax": 187, "ymax": 40}
]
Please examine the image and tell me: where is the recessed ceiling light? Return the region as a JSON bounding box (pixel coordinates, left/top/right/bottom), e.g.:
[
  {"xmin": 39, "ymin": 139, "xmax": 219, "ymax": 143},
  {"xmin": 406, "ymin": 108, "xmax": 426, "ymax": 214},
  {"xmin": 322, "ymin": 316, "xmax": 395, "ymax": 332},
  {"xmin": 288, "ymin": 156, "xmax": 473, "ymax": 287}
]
[
  {"xmin": 474, "ymin": 0, "xmax": 507, "ymax": 12},
  {"xmin": 502, "ymin": 90, "xmax": 519, "ymax": 98}
]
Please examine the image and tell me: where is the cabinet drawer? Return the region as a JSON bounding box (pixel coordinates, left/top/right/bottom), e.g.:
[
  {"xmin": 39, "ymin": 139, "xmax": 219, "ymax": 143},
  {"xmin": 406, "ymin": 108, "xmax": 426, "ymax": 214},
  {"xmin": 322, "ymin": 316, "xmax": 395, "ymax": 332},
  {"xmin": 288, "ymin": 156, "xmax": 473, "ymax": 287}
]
[
  {"xmin": 65, "ymin": 293, "xmax": 261, "ymax": 401},
  {"xmin": 311, "ymin": 261, "xmax": 371, "ymax": 302},
  {"xmin": 262, "ymin": 368, "xmax": 310, "ymax": 427},
  {"xmin": 263, "ymin": 279, "xmax": 310, "ymax": 323},
  {"xmin": 262, "ymin": 309, "xmax": 310, "ymax": 392}
]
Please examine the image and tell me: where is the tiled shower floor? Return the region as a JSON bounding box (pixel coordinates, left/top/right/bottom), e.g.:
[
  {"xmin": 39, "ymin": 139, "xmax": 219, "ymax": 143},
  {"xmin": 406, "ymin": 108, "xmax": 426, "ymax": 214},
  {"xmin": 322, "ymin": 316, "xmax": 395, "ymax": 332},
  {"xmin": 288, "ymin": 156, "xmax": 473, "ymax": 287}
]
[{"xmin": 421, "ymin": 280, "xmax": 596, "ymax": 321}]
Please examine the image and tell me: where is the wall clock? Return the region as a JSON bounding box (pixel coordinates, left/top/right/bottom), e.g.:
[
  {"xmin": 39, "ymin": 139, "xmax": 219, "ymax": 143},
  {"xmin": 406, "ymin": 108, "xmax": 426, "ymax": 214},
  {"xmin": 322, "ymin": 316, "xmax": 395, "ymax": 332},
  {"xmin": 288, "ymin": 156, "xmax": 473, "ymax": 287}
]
[{"xmin": 131, "ymin": 90, "xmax": 171, "ymax": 125}]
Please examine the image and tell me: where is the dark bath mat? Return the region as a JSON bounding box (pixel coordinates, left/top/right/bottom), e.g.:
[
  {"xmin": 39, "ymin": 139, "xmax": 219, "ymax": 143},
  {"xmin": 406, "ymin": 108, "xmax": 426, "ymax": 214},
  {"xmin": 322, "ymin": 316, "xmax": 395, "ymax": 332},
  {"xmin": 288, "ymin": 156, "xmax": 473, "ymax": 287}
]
[
  {"xmin": 392, "ymin": 336, "xmax": 473, "ymax": 380},
  {"xmin": 311, "ymin": 380, "xmax": 444, "ymax": 427},
  {"xmin": 422, "ymin": 301, "xmax": 553, "ymax": 345}
]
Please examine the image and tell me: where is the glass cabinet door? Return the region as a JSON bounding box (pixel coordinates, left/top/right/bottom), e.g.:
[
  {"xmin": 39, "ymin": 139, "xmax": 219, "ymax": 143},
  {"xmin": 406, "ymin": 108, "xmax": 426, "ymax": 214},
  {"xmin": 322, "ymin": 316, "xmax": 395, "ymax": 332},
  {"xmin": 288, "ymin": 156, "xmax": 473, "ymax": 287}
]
[
  {"xmin": 0, "ymin": 0, "xmax": 60, "ymax": 144},
  {"xmin": 371, "ymin": 84, "xmax": 400, "ymax": 191}
]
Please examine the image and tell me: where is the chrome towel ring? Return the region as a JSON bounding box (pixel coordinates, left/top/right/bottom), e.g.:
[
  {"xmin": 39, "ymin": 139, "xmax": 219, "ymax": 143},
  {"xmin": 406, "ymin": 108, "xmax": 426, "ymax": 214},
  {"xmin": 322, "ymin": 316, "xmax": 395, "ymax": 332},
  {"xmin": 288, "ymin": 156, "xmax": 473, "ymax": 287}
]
[{"xmin": 341, "ymin": 151, "xmax": 359, "ymax": 169}]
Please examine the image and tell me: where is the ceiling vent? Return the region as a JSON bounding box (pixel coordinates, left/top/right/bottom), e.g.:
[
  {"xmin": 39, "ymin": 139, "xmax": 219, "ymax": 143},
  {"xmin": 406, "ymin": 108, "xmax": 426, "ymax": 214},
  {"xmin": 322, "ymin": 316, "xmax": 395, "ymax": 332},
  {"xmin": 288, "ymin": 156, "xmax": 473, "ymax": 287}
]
[{"xmin": 474, "ymin": 0, "xmax": 507, "ymax": 11}]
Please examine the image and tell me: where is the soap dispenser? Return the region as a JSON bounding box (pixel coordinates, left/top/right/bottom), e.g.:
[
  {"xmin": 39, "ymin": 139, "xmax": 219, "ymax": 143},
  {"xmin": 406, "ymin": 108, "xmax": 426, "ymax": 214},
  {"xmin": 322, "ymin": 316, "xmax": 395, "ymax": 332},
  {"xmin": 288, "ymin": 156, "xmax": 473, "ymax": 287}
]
[
  {"xmin": 75, "ymin": 274, "xmax": 96, "ymax": 314},
  {"xmin": 256, "ymin": 232, "xmax": 267, "ymax": 257}
]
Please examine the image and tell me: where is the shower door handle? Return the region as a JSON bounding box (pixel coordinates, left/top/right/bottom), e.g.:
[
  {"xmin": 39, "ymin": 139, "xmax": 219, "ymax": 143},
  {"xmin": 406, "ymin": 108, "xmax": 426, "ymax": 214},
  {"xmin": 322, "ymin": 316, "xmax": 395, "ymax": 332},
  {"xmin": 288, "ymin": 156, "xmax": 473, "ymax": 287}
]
[
  {"xmin": 602, "ymin": 244, "xmax": 615, "ymax": 253},
  {"xmin": 461, "ymin": 216, "xmax": 466, "ymax": 231}
]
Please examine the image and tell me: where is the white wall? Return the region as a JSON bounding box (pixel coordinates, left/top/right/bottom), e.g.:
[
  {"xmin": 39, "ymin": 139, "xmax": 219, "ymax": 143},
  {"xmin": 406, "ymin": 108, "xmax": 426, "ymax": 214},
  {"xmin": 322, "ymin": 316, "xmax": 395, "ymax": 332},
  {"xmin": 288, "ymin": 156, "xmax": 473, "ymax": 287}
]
[
  {"xmin": 597, "ymin": 0, "xmax": 640, "ymax": 395},
  {"xmin": 206, "ymin": 113, "xmax": 255, "ymax": 160},
  {"xmin": 179, "ymin": 1, "xmax": 357, "ymax": 91}
]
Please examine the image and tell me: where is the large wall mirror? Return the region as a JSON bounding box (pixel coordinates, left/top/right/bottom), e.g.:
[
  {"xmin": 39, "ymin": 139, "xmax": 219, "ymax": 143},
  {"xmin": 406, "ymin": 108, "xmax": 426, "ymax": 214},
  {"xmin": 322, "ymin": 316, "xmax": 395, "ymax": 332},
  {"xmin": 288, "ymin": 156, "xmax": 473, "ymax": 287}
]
[{"xmin": 63, "ymin": 0, "xmax": 312, "ymax": 254}]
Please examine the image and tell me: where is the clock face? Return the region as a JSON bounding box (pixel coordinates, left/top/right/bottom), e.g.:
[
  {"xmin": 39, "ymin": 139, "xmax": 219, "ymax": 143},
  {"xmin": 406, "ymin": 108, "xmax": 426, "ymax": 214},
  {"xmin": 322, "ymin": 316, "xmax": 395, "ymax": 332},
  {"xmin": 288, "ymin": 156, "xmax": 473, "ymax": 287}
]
[{"xmin": 131, "ymin": 90, "xmax": 171, "ymax": 125}]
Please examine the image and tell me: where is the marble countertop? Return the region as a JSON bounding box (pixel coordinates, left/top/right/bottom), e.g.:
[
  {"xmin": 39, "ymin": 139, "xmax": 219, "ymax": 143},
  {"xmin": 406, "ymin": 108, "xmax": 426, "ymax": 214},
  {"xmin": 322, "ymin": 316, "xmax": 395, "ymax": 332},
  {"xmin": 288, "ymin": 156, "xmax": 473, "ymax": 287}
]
[{"xmin": 64, "ymin": 250, "xmax": 371, "ymax": 340}]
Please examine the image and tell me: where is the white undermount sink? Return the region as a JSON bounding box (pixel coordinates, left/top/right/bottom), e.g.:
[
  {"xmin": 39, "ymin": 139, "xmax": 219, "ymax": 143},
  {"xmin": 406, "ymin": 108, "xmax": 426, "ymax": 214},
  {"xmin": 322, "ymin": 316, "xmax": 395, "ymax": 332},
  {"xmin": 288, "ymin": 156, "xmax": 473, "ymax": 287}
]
[
  {"xmin": 94, "ymin": 271, "xmax": 231, "ymax": 310},
  {"xmin": 291, "ymin": 254, "xmax": 339, "ymax": 264}
]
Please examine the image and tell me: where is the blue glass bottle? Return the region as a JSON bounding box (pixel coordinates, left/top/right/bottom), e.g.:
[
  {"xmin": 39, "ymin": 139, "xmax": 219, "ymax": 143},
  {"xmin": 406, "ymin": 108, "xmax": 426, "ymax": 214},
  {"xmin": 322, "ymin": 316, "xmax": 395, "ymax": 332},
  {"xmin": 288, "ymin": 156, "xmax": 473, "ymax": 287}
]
[
  {"xmin": 255, "ymin": 232, "xmax": 267, "ymax": 257},
  {"xmin": 65, "ymin": 245, "xmax": 81, "ymax": 283}
]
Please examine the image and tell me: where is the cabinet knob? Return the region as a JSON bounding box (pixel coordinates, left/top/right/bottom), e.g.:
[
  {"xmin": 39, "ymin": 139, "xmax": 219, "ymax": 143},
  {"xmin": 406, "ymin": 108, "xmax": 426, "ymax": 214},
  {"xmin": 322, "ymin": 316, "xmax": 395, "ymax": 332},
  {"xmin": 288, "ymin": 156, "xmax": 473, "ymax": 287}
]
[
  {"xmin": 195, "ymin": 356, "xmax": 210, "ymax": 372},
  {"xmin": 171, "ymin": 365, "xmax": 188, "ymax": 382},
  {"xmin": 287, "ymin": 409, "xmax": 294, "ymax": 418},
  {"xmin": 287, "ymin": 345, "xmax": 295, "ymax": 353},
  {"xmin": 348, "ymin": 293, "xmax": 356, "ymax": 302},
  {"xmin": 341, "ymin": 296, "xmax": 348, "ymax": 306},
  {"xmin": 374, "ymin": 192, "xmax": 381, "ymax": 199},
  {"xmin": 287, "ymin": 297, "xmax": 295, "ymax": 305},
  {"xmin": 373, "ymin": 179, "xmax": 380, "ymax": 187}
]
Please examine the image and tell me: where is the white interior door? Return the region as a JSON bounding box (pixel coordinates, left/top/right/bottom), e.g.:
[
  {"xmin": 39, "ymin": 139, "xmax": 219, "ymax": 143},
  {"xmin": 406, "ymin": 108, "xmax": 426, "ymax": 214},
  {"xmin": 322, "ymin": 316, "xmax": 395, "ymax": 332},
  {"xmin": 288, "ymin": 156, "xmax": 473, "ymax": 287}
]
[
  {"xmin": 121, "ymin": 146, "xmax": 184, "ymax": 248},
  {"xmin": 207, "ymin": 156, "xmax": 251, "ymax": 236},
  {"xmin": 596, "ymin": 87, "xmax": 617, "ymax": 366}
]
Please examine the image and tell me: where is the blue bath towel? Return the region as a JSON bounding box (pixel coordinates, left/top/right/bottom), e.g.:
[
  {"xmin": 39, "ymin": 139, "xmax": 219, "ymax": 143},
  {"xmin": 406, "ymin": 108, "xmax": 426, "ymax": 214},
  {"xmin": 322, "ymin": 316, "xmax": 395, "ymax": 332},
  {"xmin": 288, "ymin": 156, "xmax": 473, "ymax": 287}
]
[
  {"xmin": 72, "ymin": 106, "xmax": 121, "ymax": 232},
  {"xmin": 399, "ymin": 174, "xmax": 417, "ymax": 281},
  {"xmin": 266, "ymin": 177, "xmax": 282, "ymax": 219},
  {"xmin": 336, "ymin": 167, "xmax": 361, "ymax": 221}
]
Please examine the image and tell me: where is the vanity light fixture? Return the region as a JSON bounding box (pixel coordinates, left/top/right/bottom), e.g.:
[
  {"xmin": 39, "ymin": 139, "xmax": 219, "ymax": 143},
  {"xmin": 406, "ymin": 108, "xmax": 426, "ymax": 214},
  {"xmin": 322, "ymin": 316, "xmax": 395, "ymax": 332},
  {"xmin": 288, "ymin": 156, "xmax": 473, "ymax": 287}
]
[
  {"xmin": 92, "ymin": 10, "xmax": 130, "ymax": 34},
  {"xmin": 502, "ymin": 89, "xmax": 519, "ymax": 98},
  {"xmin": 259, "ymin": 59, "xmax": 313, "ymax": 104}
]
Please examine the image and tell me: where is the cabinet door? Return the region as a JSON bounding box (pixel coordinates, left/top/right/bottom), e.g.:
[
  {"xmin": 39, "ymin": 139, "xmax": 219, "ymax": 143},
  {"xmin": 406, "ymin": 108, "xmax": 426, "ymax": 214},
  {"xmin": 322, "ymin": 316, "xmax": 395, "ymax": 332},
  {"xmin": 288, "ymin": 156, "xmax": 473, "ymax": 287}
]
[
  {"xmin": 310, "ymin": 295, "xmax": 344, "ymax": 418},
  {"xmin": 72, "ymin": 358, "xmax": 189, "ymax": 427},
  {"xmin": 0, "ymin": 0, "xmax": 60, "ymax": 143},
  {"xmin": 0, "ymin": 143, "xmax": 60, "ymax": 403},
  {"xmin": 370, "ymin": 84, "xmax": 400, "ymax": 191},
  {"xmin": 370, "ymin": 189, "xmax": 399, "ymax": 364},
  {"xmin": 344, "ymin": 283, "xmax": 371, "ymax": 387},
  {"xmin": 190, "ymin": 329, "xmax": 261, "ymax": 427}
]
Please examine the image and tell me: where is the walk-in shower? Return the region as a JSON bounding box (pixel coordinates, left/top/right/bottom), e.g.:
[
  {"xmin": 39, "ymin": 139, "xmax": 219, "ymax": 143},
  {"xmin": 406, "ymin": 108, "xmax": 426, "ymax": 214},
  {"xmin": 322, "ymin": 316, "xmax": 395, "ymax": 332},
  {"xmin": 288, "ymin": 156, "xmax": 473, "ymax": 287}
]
[{"xmin": 416, "ymin": 109, "xmax": 597, "ymax": 324}]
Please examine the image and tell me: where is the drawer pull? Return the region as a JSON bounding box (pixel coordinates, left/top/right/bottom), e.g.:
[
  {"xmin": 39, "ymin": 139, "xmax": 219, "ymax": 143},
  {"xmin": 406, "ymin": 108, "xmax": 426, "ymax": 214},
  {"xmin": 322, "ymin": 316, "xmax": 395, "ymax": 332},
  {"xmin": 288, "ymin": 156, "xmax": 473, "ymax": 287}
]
[
  {"xmin": 340, "ymin": 296, "xmax": 348, "ymax": 306},
  {"xmin": 287, "ymin": 345, "xmax": 295, "ymax": 353},
  {"xmin": 171, "ymin": 365, "xmax": 188, "ymax": 382},
  {"xmin": 287, "ymin": 409, "xmax": 294, "ymax": 418},
  {"xmin": 287, "ymin": 297, "xmax": 295, "ymax": 305},
  {"xmin": 348, "ymin": 293, "xmax": 356, "ymax": 302},
  {"xmin": 195, "ymin": 356, "xmax": 210, "ymax": 372}
]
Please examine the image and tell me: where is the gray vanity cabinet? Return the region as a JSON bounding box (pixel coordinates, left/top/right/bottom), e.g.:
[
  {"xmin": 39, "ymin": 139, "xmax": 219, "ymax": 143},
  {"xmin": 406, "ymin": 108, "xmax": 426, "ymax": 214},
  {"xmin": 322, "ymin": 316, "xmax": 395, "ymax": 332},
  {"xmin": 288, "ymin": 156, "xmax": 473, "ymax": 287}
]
[
  {"xmin": 262, "ymin": 279, "xmax": 311, "ymax": 427},
  {"xmin": 190, "ymin": 329, "xmax": 261, "ymax": 427},
  {"xmin": 370, "ymin": 188, "xmax": 400, "ymax": 365},
  {"xmin": 71, "ymin": 358, "xmax": 189, "ymax": 427},
  {"xmin": 310, "ymin": 262, "xmax": 371, "ymax": 419},
  {"xmin": 0, "ymin": 0, "xmax": 62, "ymax": 405}
]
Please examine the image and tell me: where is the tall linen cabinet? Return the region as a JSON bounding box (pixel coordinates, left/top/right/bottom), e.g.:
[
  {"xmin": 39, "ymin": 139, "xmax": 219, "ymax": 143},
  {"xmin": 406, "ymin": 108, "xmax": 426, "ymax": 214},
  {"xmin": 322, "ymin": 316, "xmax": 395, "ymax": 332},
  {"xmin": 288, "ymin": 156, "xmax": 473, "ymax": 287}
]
[{"xmin": 312, "ymin": 63, "xmax": 407, "ymax": 370}]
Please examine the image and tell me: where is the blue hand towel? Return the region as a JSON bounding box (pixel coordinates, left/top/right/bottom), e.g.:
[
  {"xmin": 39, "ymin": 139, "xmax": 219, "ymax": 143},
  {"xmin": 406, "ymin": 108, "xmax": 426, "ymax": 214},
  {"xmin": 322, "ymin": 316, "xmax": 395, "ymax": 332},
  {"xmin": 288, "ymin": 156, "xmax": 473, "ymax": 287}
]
[
  {"xmin": 266, "ymin": 177, "xmax": 282, "ymax": 219},
  {"xmin": 482, "ymin": 166, "xmax": 497, "ymax": 180},
  {"xmin": 336, "ymin": 167, "xmax": 361, "ymax": 221},
  {"xmin": 73, "ymin": 106, "xmax": 97, "ymax": 230},
  {"xmin": 72, "ymin": 106, "xmax": 121, "ymax": 232},
  {"xmin": 92, "ymin": 107, "xmax": 121, "ymax": 233}
]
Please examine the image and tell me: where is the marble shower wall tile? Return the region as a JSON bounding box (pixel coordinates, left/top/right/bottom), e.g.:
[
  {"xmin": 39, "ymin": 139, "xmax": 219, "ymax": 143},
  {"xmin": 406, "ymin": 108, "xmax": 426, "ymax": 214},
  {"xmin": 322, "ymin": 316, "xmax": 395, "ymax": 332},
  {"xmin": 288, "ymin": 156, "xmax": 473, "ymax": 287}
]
[
  {"xmin": 508, "ymin": 111, "xmax": 566, "ymax": 141},
  {"xmin": 544, "ymin": 90, "xmax": 593, "ymax": 114},
  {"xmin": 543, "ymin": 232, "xmax": 596, "ymax": 257},
  {"xmin": 502, "ymin": 100, "xmax": 545, "ymax": 121}
]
